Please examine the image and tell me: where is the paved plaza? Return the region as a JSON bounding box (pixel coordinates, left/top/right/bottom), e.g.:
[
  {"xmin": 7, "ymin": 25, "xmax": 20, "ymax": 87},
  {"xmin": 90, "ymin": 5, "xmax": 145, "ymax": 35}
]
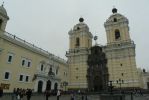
[{"xmin": 1, "ymin": 94, "xmax": 149, "ymax": 100}]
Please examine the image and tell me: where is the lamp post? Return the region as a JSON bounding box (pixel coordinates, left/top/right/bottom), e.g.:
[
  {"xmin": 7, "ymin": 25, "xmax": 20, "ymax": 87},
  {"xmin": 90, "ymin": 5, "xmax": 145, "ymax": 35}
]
[
  {"xmin": 116, "ymin": 79, "xmax": 124, "ymax": 93},
  {"xmin": 108, "ymin": 81, "xmax": 114, "ymax": 94},
  {"xmin": 63, "ymin": 81, "xmax": 68, "ymax": 92}
]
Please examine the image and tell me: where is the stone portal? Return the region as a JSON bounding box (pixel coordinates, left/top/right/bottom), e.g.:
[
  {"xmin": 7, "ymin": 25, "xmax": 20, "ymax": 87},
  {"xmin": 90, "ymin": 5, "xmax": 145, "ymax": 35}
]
[{"xmin": 87, "ymin": 46, "xmax": 109, "ymax": 92}]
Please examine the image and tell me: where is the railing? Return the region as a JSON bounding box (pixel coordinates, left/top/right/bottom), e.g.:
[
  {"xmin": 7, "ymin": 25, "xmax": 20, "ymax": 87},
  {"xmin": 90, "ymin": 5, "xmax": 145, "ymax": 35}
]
[{"xmin": 3, "ymin": 31, "xmax": 67, "ymax": 63}]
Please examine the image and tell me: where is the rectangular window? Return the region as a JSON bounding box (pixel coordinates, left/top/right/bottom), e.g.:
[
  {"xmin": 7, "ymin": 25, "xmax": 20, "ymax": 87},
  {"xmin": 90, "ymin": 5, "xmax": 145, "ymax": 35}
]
[
  {"xmin": 4, "ymin": 72, "xmax": 10, "ymax": 79},
  {"xmin": 8, "ymin": 55, "xmax": 12, "ymax": 63},
  {"xmin": 19, "ymin": 75, "xmax": 23, "ymax": 81},
  {"xmin": 41, "ymin": 64, "xmax": 44, "ymax": 71},
  {"xmin": 27, "ymin": 61, "xmax": 31, "ymax": 67},
  {"xmin": 22, "ymin": 59, "xmax": 25, "ymax": 66},
  {"xmin": 25, "ymin": 76, "xmax": 29, "ymax": 82}
]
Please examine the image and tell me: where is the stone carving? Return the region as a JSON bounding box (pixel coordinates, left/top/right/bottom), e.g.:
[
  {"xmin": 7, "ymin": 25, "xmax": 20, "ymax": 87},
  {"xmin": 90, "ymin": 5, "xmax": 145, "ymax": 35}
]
[{"xmin": 87, "ymin": 46, "xmax": 109, "ymax": 92}]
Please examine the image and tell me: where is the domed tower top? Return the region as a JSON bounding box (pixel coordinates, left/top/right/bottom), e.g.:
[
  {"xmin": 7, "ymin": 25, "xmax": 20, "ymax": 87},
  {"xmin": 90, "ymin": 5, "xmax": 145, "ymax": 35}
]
[
  {"xmin": 79, "ymin": 17, "xmax": 84, "ymax": 22},
  {"xmin": 0, "ymin": 3, "xmax": 9, "ymax": 32},
  {"xmin": 0, "ymin": 2, "xmax": 9, "ymax": 19},
  {"xmin": 68, "ymin": 17, "xmax": 93, "ymax": 49},
  {"xmin": 112, "ymin": 7, "xmax": 117, "ymax": 13},
  {"xmin": 104, "ymin": 8, "xmax": 131, "ymax": 44}
]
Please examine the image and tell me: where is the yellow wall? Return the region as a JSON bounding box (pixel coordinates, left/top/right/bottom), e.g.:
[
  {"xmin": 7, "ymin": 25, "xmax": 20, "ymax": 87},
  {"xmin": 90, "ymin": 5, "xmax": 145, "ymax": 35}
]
[{"xmin": 0, "ymin": 32, "xmax": 68, "ymax": 92}]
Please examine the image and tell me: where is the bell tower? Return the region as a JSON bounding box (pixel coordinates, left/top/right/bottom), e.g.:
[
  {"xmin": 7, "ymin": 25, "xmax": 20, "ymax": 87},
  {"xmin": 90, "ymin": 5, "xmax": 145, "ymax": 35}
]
[
  {"xmin": 105, "ymin": 8, "xmax": 131, "ymax": 44},
  {"xmin": 104, "ymin": 8, "xmax": 140, "ymax": 88},
  {"xmin": 66, "ymin": 18, "xmax": 93, "ymax": 90}
]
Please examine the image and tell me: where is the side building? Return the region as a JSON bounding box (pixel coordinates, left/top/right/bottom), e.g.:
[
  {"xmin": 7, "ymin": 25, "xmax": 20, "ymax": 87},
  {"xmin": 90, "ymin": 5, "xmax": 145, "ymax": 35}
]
[{"xmin": 0, "ymin": 5, "xmax": 68, "ymax": 93}]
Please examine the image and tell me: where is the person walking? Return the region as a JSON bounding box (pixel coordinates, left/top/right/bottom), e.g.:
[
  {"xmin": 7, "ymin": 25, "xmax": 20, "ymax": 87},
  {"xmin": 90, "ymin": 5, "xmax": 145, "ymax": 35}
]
[
  {"xmin": 0, "ymin": 87, "xmax": 3, "ymax": 100},
  {"xmin": 26, "ymin": 89, "xmax": 32, "ymax": 100},
  {"xmin": 71, "ymin": 93, "xmax": 75, "ymax": 100},
  {"xmin": 12, "ymin": 88, "xmax": 17, "ymax": 100},
  {"xmin": 57, "ymin": 90, "xmax": 61, "ymax": 100},
  {"xmin": 45, "ymin": 90, "xmax": 51, "ymax": 100}
]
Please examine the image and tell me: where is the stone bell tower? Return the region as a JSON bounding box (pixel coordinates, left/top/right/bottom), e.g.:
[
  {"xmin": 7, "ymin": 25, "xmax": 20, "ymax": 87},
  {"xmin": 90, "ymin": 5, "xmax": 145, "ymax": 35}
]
[
  {"xmin": 66, "ymin": 18, "xmax": 93, "ymax": 90},
  {"xmin": 104, "ymin": 8, "xmax": 140, "ymax": 88}
]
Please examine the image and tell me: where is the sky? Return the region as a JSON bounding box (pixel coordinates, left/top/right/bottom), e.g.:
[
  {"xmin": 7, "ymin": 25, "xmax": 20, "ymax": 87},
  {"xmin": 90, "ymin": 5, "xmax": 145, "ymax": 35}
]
[{"xmin": 1, "ymin": 0, "xmax": 149, "ymax": 70}]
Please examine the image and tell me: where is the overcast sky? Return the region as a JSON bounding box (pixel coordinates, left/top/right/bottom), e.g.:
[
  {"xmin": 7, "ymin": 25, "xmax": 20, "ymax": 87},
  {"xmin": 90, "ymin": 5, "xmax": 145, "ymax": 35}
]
[{"xmin": 2, "ymin": 0, "xmax": 149, "ymax": 70}]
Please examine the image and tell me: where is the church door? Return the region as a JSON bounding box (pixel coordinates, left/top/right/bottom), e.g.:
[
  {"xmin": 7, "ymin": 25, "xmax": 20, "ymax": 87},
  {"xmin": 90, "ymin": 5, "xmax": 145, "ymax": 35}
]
[
  {"xmin": 46, "ymin": 80, "xmax": 52, "ymax": 90},
  {"xmin": 38, "ymin": 81, "xmax": 43, "ymax": 93}
]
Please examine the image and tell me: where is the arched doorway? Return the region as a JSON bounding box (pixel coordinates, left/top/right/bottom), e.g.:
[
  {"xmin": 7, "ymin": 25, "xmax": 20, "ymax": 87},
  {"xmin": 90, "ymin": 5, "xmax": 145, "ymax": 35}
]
[
  {"xmin": 37, "ymin": 81, "xmax": 43, "ymax": 93},
  {"xmin": 94, "ymin": 76, "xmax": 102, "ymax": 92},
  {"xmin": 46, "ymin": 80, "xmax": 51, "ymax": 90},
  {"xmin": 54, "ymin": 83, "xmax": 58, "ymax": 91}
]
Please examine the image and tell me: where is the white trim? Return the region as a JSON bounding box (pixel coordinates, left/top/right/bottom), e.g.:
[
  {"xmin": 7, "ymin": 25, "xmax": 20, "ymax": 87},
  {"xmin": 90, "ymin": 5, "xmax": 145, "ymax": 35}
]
[
  {"xmin": 7, "ymin": 52, "xmax": 14, "ymax": 64},
  {"xmin": 21, "ymin": 57, "xmax": 32, "ymax": 68},
  {"xmin": 18, "ymin": 73, "xmax": 31, "ymax": 83},
  {"xmin": 3, "ymin": 71, "xmax": 12, "ymax": 81}
]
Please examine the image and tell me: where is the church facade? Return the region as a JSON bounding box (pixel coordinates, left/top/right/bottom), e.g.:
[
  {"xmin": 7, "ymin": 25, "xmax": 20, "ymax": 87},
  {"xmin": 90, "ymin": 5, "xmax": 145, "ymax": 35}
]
[
  {"xmin": 0, "ymin": 4, "xmax": 143, "ymax": 93},
  {"xmin": 67, "ymin": 8, "xmax": 141, "ymax": 90}
]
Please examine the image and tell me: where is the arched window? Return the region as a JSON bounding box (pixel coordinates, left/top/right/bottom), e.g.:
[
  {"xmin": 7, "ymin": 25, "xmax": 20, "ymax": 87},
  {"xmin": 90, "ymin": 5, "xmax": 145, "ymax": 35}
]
[
  {"xmin": 76, "ymin": 37, "xmax": 80, "ymax": 47},
  {"xmin": 114, "ymin": 18, "xmax": 117, "ymax": 22},
  {"xmin": 54, "ymin": 83, "xmax": 58, "ymax": 91},
  {"xmin": 115, "ymin": 29, "xmax": 121, "ymax": 40}
]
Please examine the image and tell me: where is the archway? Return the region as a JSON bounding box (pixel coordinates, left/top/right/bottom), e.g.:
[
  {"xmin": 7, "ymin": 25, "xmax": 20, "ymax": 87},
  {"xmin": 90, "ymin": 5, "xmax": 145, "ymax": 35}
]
[
  {"xmin": 46, "ymin": 80, "xmax": 51, "ymax": 90},
  {"xmin": 37, "ymin": 81, "xmax": 43, "ymax": 93},
  {"xmin": 54, "ymin": 83, "xmax": 58, "ymax": 91},
  {"xmin": 115, "ymin": 29, "xmax": 121, "ymax": 40}
]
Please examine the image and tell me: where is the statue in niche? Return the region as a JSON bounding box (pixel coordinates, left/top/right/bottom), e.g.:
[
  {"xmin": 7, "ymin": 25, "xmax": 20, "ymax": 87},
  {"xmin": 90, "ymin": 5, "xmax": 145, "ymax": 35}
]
[{"xmin": 48, "ymin": 67, "xmax": 55, "ymax": 77}]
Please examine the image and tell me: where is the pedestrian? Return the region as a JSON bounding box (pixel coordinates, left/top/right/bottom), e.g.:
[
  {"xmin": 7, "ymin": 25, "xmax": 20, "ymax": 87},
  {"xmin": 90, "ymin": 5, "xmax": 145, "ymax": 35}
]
[
  {"xmin": 0, "ymin": 86, "xmax": 3, "ymax": 100},
  {"xmin": 45, "ymin": 90, "xmax": 51, "ymax": 100},
  {"xmin": 16, "ymin": 88, "xmax": 21, "ymax": 100},
  {"xmin": 12, "ymin": 88, "xmax": 17, "ymax": 100},
  {"xmin": 26, "ymin": 89, "xmax": 32, "ymax": 100},
  {"xmin": 20, "ymin": 89, "xmax": 24, "ymax": 100},
  {"xmin": 71, "ymin": 93, "xmax": 74, "ymax": 100},
  {"xmin": 139, "ymin": 89, "xmax": 143, "ymax": 96},
  {"xmin": 57, "ymin": 90, "xmax": 61, "ymax": 100}
]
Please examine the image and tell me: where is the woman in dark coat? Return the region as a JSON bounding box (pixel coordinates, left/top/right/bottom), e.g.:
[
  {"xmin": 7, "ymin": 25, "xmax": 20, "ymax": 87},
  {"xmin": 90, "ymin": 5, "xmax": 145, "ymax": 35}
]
[{"xmin": 26, "ymin": 89, "xmax": 32, "ymax": 100}]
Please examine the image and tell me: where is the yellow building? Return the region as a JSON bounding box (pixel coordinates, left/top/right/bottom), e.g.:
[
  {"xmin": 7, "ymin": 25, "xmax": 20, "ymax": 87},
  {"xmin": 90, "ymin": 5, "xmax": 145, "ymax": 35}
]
[
  {"xmin": 0, "ymin": 5, "xmax": 68, "ymax": 93},
  {"xmin": 104, "ymin": 8, "xmax": 140, "ymax": 88}
]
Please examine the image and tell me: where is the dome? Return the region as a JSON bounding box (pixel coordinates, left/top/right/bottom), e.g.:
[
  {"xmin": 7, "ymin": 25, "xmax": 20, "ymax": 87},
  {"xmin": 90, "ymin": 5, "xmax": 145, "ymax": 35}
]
[
  {"xmin": 112, "ymin": 8, "xmax": 117, "ymax": 13},
  {"xmin": 73, "ymin": 18, "xmax": 89, "ymax": 31},
  {"xmin": 104, "ymin": 12, "xmax": 128, "ymax": 26},
  {"xmin": 0, "ymin": 5, "xmax": 8, "ymax": 16}
]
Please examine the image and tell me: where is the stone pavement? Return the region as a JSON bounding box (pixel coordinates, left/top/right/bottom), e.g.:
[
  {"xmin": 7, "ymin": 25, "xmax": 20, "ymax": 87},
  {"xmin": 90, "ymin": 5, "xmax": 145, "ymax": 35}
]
[{"xmin": 0, "ymin": 94, "xmax": 149, "ymax": 100}]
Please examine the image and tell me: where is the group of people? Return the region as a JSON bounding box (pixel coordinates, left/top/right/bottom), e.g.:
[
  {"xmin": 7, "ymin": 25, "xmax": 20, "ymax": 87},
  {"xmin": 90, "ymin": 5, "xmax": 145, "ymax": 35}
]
[
  {"xmin": 70, "ymin": 90, "xmax": 88, "ymax": 100},
  {"xmin": 45, "ymin": 89, "xmax": 61, "ymax": 100},
  {"xmin": 12, "ymin": 88, "xmax": 32, "ymax": 100}
]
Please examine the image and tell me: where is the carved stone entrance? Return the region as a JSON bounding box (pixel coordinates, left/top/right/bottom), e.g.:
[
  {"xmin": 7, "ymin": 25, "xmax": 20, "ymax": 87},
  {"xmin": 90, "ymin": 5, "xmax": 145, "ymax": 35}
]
[{"xmin": 87, "ymin": 46, "xmax": 109, "ymax": 92}]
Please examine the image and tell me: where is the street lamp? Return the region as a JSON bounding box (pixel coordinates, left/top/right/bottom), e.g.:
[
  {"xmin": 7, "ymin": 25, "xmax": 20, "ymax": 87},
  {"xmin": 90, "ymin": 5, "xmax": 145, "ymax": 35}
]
[
  {"xmin": 116, "ymin": 79, "xmax": 124, "ymax": 93},
  {"xmin": 63, "ymin": 81, "xmax": 68, "ymax": 92},
  {"xmin": 108, "ymin": 81, "xmax": 114, "ymax": 94}
]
